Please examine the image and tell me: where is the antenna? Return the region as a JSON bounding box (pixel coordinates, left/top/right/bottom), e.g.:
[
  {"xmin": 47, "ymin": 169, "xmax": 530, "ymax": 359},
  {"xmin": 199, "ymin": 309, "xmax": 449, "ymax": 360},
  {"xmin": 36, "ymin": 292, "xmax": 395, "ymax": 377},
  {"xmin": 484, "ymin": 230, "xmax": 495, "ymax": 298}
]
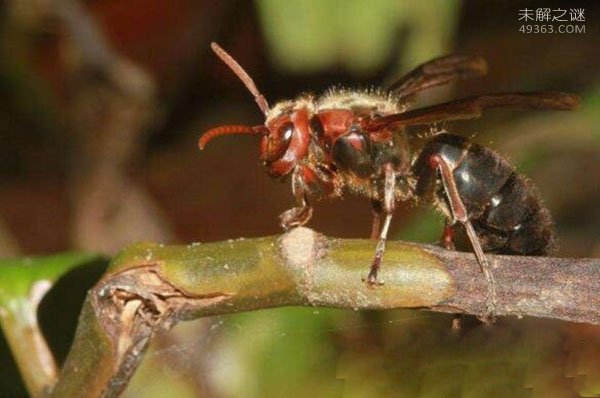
[
  {"xmin": 199, "ymin": 125, "xmax": 266, "ymax": 150},
  {"xmin": 211, "ymin": 42, "xmax": 270, "ymax": 115}
]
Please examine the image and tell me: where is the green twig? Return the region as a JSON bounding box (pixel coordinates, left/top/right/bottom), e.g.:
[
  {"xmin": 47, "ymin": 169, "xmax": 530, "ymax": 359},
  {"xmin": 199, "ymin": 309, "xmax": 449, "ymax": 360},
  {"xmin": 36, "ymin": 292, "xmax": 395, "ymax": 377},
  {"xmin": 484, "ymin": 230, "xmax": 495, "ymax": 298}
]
[{"xmin": 0, "ymin": 281, "xmax": 56, "ymax": 398}]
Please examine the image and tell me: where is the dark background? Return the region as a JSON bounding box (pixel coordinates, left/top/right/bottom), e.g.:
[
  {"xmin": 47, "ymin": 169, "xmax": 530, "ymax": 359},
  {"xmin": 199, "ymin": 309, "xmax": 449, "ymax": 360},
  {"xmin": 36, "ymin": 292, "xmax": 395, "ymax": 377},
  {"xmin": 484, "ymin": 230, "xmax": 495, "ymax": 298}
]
[{"xmin": 0, "ymin": 1, "xmax": 598, "ymax": 397}]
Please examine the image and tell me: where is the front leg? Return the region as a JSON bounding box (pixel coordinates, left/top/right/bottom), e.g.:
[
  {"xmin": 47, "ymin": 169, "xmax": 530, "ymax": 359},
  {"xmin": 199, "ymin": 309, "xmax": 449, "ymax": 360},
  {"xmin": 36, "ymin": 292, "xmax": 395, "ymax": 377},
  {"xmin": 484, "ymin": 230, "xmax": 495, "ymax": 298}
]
[
  {"xmin": 279, "ymin": 167, "xmax": 313, "ymax": 230},
  {"xmin": 279, "ymin": 201, "xmax": 312, "ymax": 230}
]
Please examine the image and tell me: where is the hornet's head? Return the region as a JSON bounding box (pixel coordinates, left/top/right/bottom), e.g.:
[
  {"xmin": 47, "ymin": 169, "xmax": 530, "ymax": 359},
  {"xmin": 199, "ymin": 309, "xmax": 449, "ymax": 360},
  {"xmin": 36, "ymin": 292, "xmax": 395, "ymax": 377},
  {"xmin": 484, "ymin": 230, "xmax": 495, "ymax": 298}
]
[{"xmin": 199, "ymin": 43, "xmax": 310, "ymax": 177}]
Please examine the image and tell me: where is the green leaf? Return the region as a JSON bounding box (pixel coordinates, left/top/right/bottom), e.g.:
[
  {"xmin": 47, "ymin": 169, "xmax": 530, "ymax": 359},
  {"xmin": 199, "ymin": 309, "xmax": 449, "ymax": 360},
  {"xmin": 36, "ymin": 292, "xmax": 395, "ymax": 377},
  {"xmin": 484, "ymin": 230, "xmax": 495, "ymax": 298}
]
[
  {"xmin": 0, "ymin": 252, "xmax": 102, "ymax": 397},
  {"xmin": 0, "ymin": 252, "xmax": 101, "ymax": 309},
  {"xmin": 256, "ymin": 0, "xmax": 460, "ymax": 74}
]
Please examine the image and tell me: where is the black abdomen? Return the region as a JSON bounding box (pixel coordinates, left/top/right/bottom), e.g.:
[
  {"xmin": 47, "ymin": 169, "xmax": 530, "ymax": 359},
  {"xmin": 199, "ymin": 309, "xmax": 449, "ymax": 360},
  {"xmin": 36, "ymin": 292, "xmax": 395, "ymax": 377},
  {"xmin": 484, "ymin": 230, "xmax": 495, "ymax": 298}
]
[{"xmin": 414, "ymin": 133, "xmax": 557, "ymax": 255}]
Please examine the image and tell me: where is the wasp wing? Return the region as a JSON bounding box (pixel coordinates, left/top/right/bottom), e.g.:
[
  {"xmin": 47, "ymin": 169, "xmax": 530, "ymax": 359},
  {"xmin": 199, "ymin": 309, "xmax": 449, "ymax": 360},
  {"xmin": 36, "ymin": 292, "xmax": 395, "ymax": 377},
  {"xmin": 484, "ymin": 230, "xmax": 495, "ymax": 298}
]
[
  {"xmin": 366, "ymin": 92, "xmax": 580, "ymax": 131},
  {"xmin": 388, "ymin": 55, "xmax": 487, "ymax": 98}
]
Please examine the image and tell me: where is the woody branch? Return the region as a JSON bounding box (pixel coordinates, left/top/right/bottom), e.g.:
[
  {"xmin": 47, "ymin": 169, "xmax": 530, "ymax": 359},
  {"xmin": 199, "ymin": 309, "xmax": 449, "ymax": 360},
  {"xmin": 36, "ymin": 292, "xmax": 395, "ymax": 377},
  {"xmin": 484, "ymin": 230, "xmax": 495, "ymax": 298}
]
[{"xmin": 51, "ymin": 227, "xmax": 599, "ymax": 398}]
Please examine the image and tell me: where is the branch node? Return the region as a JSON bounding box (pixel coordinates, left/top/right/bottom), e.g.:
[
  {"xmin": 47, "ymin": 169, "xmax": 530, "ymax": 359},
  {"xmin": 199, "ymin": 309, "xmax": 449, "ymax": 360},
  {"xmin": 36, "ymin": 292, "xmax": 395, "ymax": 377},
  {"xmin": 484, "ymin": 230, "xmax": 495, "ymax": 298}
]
[{"xmin": 278, "ymin": 227, "xmax": 329, "ymax": 300}]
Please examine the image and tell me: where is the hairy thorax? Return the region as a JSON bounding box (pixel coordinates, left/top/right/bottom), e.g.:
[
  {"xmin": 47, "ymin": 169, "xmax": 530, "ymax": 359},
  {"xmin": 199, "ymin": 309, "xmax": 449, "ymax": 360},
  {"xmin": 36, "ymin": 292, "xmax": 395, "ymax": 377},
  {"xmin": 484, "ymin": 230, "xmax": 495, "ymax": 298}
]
[{"xmin": 271, "ymin": 89, "xmax": 416, "ymax": 203}]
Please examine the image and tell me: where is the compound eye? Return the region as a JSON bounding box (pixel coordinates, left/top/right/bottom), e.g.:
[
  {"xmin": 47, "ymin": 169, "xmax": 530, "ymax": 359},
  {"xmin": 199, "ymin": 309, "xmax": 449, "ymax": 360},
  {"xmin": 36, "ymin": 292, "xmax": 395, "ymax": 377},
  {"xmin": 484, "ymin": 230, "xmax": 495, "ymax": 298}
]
[
  {"xmin": 265, "ymin": 122, "xmax": 294, "ymax": 162},
  {"xmin": 280, "ymin": 122, "xmax": 294, "ymax": 143}
]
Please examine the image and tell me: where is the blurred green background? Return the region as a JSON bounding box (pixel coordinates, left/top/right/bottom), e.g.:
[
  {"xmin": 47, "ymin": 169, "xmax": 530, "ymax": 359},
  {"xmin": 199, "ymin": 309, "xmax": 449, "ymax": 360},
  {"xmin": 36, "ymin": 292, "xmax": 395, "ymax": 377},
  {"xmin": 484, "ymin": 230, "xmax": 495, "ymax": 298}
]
[{"xmin": 0, "ymin": 0, "xmax": 598, "ymax": 397}]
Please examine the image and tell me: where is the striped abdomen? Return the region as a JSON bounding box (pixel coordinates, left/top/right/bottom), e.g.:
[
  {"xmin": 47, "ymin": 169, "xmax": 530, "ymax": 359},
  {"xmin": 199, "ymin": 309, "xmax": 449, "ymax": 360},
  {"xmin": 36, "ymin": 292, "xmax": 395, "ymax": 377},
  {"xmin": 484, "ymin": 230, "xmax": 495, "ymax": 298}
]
[{"xmin": 415, "ymin": 133, "xmax": 557, "ymax": 255}]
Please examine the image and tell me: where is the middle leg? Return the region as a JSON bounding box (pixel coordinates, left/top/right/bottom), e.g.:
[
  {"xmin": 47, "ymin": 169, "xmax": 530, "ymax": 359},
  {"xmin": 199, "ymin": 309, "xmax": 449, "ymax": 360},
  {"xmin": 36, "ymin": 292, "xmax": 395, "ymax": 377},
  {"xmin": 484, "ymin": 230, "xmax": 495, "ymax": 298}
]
[
  {"xmin": 370, "ymin": 199, "xmax": 383, "ymax": 240},
  {"xmin": 366, "ymin": 163, "xmax": 396, "ymax": 286}
]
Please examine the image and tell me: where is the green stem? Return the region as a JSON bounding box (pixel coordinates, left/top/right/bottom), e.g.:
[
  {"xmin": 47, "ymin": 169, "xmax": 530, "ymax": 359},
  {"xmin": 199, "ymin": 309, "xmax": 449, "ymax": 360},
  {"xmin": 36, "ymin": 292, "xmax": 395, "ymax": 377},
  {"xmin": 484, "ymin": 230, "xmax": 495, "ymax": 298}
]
[{"xmin": 0, "ymin": 282, "xmax": 57, "ymax": 398}]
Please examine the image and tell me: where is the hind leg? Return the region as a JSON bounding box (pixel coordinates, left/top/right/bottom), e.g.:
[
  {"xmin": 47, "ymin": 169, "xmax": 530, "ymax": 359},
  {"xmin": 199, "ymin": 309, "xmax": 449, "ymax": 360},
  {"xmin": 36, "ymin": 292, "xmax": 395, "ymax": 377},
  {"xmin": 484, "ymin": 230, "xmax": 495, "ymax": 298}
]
[
  {"xmin": 440, "ymin": 221, "xmax": 456, "ymax": 250},
  {"xmin": 429, "ymin": 154, "xmax": 498, "ymax": 321},
  {"xmin": 440, "ymin": 220, "xmax": 463, "ymax": 329}
]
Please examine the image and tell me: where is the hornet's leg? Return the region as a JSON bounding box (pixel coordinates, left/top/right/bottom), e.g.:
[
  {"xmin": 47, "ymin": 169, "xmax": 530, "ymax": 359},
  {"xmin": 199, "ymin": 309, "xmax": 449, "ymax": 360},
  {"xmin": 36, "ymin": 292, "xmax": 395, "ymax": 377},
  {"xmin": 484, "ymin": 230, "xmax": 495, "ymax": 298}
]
[
  {"xmin": 279, "ymin": 167, "xmax": 313, "ymax": 230},
  {"xmin": 440, "ymin": 220, "xmax": 462, "ymax": 329},
  {"xmin": 440, "ymin": 221, "xmax": 456, "ymax": 250},
  {"xmin": 370, "ymin": 199, "xmax": 383, "ymax": 240},
  {"xmin": 366, "ymin": 163, "xmax": 396, "ymax": 286},
  {"xmin": 429, "ymin": 154, "xmax": 497, "ymax": 321}
]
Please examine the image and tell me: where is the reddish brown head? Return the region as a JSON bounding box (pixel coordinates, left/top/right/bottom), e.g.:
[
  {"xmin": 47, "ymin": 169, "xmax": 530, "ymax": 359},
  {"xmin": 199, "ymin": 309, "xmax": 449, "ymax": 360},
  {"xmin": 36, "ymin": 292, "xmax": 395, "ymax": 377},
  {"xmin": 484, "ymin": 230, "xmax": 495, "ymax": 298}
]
[{"xmin": 199, "ymin": 43, "xmax": 310, "ymax": 178}]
